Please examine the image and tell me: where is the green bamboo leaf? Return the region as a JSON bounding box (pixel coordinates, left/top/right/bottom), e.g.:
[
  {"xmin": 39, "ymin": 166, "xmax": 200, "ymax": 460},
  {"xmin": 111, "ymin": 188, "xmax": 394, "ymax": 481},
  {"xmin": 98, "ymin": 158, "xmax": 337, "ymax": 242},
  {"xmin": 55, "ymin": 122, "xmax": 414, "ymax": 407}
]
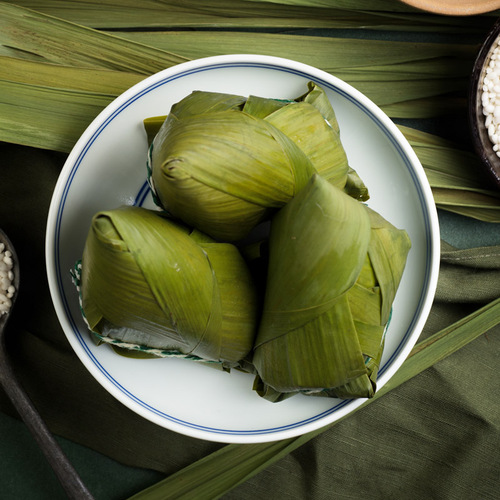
[
  {"xmin": 398, "ymin": 125, "xmax": 500, "ymax": 221},
  {"xmin": 127, "ymin": 295, "xmax": 500, "ymax": 500},
  {"xmin": 263, "ymin": 101, "xmax": 349, "ymax": 188},
  {"xmin": 0, "ymin": 56, "xmax": 143, "ymax": 92},
  {"xmin": 143, "ymin": 116, "xmax": 167, "ymax": 146},
  {"xmin": 432, "ymin": 188, "xmax": 500, "ymax": 208},
  {"xmin": 240, "ymin": 0, "xmax": 416, "ymax": 10},
  {"xmin": 169, "ymin": 90, "xmax": 247, "ymax": 117},
  {"xmin": 365, "ymin": 207, "xmax": 412, "ymax": 324},
  {"xmin": 398, "ymin": 123, "xmax": 458, "ymax": 146},
  {"xmin": 0, "ymin": 78, "xmax": 115, "ymax": 152},
  {"xmin": 242, "ymin": 94, "xmax": 291, "ymax": 119},
  {"xmin": 411, "ymin": 147, "xmax": 486, "ymax": 189},
  {"xmin": 117, "ymin": 30, "xmax": 477, "ymax": 70},
  {"xmin": 300, "ymin": 81, "xmax": 340, "ymax": 132},
  {"xmin": 257, "ymin": 175, "xmax": 371, "ymax": 338},
  {"xmin": 336, "ymin": 58, "xmax": 473, "ymax": 78},
  {"xmin": 345, "ymin": 78, "xmax": 465, "ymax": 107},
  {"xmin": 4, "ymin": 0, "xmax": 495, "ymax": 31},
  {"xmin": 244, "ymin": 0, "xmax": 494, "ymax": 15},
  {"xmin": 0, "ymin": 7, "xmax": 482, "ymax": 150},
  {"xmin": 0, "ymin": 3, "xmax": 187, "ymax": 71},
  {"xmin": 0, "ymin": 57, "xmax": 143, "ymax": 150},
  {"xmin": 382, "ymin": 96, "xmax": 468, "ymax": 118},
  {"xmin": 436, "ymin": 206, "xmax": 500, "ymax": 222}
]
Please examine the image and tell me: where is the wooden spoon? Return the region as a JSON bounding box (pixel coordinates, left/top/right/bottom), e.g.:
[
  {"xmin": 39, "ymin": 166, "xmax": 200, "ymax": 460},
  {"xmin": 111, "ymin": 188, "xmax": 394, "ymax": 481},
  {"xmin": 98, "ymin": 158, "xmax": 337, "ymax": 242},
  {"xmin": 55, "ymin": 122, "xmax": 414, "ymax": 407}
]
[{"xmin": 0, "ymin": 228, "xmax": 94, "ymax": 499}]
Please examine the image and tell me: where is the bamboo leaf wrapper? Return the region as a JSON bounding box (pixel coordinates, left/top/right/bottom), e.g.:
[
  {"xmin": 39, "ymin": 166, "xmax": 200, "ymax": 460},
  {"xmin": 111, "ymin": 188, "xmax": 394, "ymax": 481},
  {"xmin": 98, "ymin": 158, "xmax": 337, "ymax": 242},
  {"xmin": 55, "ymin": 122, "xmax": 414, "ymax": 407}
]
[
  {"xmin": 149, "ymin": 83, "xmax": 367, "ymax": 241},
  {"xmin": 253, "ymin": 174, "xmax": 411, "ymax": 401},
  {"xmin": 80, "ymin": 206, "xmax": 258, "ymax": 366}
]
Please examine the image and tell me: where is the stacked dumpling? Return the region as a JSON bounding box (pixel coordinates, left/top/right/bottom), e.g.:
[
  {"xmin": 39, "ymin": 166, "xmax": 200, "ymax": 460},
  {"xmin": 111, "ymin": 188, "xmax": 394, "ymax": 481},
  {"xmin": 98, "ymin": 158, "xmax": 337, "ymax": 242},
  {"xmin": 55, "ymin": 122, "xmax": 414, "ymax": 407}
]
[{"xmin": 76, "ymin": 83, "xmax": 410, "ymax": 401}]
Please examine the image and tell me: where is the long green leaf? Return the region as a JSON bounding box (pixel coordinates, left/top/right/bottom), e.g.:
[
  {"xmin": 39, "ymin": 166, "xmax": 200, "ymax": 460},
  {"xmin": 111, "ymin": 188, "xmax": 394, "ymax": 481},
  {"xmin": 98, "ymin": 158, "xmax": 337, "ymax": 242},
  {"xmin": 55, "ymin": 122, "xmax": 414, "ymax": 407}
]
[
  {"xmin": 0, "ymin": 3, "xmax": 187, "ymax": 70},
  {"xmin": 0, "ymin": 56, "xmax": 143, "ymax": 93},
  {"xmin": 127, "ymin": 296, "xmax": 500, "ymax": 500},
  {"xmin": 433, "ymin": 188, "xmax": 500, "ymax": 208},
  {"xmin": 117, "ymin": 32, "xmax": 475, "ymax": 114},
  {"xmin": 0, "ymin": 58, "xmax": 143, "ymax": 150},
  {"xmin": 0, "ymin": 78, "xmax": 116, "ymax": 152},
  {"xmin": 3, "ymin": 0, "xmax": 496, "ymax": 31},
  {"xmin": 116, "ymin": 30, "xmax": 477, "ymax": 68},
  {"xmin": 396, "ymin": 125, "xmax": 500, "ymax": 222},
  {"xmin": 435, "ymin": 205, "xmax": 500, "ymax": 222},
  {"xmin": 382, "ymin": 96, "xmax": 467, "ymax": 118},
  {"xmin": 0, "ymin": 8, "xmax": 480, "ymax": 148}
]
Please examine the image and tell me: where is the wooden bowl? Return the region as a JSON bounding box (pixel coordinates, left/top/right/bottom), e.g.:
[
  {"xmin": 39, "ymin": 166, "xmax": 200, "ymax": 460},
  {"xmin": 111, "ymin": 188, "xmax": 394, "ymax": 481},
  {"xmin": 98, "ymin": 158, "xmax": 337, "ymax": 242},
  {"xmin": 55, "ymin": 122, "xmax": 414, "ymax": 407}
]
[
  {"xmin": 468, "ymin": 18, "xmax": 500, "ymax": 189},
  {"xmin": 399, "ymin": 0, "xmax": 500, "ymax": 15}
]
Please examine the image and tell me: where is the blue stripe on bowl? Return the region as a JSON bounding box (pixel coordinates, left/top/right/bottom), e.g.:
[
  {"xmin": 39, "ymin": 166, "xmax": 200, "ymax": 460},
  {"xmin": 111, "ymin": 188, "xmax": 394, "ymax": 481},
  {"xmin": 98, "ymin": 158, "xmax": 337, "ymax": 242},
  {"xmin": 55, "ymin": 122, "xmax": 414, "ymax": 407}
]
[{"xmin": 54, "ymin": 61, "xmax": 433, "ymax": 437}]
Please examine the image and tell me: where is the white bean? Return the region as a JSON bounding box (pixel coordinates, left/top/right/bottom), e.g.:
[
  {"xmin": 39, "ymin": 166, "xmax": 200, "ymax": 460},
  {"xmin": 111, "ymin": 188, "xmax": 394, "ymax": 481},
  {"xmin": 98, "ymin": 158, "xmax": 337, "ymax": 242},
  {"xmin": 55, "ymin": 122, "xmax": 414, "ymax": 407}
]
[{"xmin": 0, "ymin": 246, "xmax": 15, "ymax": 315}]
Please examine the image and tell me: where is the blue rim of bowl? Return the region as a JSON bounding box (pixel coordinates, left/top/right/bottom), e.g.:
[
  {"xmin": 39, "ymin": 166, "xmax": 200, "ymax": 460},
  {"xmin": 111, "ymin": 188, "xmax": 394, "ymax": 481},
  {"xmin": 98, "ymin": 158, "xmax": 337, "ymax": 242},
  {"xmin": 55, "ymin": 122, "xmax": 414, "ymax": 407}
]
[{"xmin": 51, "ymin": 58, "xmax": 437, "ymax": 439}]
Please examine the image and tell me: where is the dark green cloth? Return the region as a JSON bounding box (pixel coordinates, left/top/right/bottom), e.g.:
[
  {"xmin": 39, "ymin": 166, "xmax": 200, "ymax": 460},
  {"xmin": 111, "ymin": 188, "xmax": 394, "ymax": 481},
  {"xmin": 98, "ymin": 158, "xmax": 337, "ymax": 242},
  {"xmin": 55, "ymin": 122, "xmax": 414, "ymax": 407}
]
[{"xmin": 1, "ymin": 139, "xmax": 499, "ymax": 499}]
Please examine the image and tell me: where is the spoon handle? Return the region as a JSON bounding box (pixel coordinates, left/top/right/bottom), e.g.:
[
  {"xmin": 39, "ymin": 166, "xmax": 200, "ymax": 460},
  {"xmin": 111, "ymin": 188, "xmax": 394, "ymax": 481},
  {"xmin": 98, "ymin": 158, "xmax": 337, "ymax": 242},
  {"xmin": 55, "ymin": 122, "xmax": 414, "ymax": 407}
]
[{"xmin": 0, "ymin": 332, "xmax": 94, "ymax": 500}]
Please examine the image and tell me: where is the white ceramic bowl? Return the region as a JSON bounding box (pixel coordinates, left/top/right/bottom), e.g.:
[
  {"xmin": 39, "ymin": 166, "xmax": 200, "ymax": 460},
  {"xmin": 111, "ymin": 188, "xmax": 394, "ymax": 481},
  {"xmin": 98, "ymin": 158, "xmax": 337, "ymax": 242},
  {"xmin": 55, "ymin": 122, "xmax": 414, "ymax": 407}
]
[{"xmin": 46, "ymin": 55, "xmax": 440, "ymax": 444}]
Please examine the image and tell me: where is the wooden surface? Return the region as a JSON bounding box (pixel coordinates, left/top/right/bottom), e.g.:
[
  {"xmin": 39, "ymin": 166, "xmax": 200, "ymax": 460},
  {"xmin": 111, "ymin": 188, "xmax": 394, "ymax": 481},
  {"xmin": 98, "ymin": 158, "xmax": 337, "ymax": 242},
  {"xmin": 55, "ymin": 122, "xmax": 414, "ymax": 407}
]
[{"xmin": 399, "ymin": 0, "xmax": 500, "ymax": 15}]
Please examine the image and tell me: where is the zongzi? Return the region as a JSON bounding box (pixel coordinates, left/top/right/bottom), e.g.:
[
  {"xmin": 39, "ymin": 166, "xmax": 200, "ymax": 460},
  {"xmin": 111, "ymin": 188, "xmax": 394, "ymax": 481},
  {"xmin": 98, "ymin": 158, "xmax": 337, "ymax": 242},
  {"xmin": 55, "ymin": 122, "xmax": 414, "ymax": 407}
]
[
  {"xmin": 147, "ymin": 82, "xmax": 368, "ymax": 241},
  {"xmin": 77, "ymin": 205, "xmax": 258, "ymax": 367},
  {"xmin": 252, "ymin": 174, "xmax": 411, "ymax": 401}
]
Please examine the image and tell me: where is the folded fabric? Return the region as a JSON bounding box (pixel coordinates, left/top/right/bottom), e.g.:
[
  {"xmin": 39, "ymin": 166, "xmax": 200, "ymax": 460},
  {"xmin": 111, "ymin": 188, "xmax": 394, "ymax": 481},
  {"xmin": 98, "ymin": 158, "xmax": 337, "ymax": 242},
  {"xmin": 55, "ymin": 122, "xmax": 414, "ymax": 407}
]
[
  {"xmin": 0, "ymin": 142, "xmax": 499, "ymax": 500},
  {"xmin": 436, "ymin": 241, "xmax": 500, "ymax": 303}
]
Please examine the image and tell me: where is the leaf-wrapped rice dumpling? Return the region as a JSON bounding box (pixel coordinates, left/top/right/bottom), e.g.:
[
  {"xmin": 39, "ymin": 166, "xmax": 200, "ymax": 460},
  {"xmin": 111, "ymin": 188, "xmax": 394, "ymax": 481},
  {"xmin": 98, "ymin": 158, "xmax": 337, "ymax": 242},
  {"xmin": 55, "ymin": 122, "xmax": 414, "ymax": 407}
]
[
  {"xmin": 252, "ymin": 174, "xmax": 411, "ymax": 401},
  {"xmin": 147, "ymin": 82, "xmax": 368, "ymax": 241},
  {"xmin": 78, "ymin": 206, "xmax": 258, "ymax": 367}
]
